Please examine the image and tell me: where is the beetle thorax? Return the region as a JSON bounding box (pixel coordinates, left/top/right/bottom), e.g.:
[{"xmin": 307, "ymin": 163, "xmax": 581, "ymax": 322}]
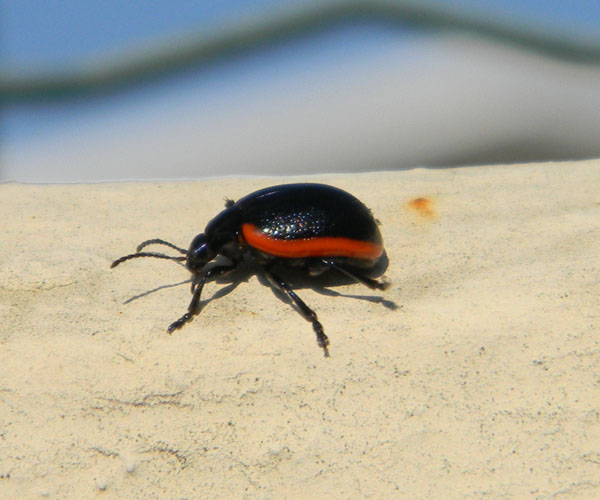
[{"xmin": 202, "ymin": 206, "xmax": 242, "ymax": 260}]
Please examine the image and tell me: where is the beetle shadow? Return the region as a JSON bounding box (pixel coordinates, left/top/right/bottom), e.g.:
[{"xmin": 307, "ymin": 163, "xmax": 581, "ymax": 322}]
[
  {"xmin": 119, "ymin": 254, "xmax": 397, "ymax": 314},
  {"xmin": 120, "ymin": 260, "xmax": 252, "ymax": 309},
  {"xmin": 311, "ymin": 286, "xmax": 399, "ymax": 311},
  {"xmin": 255, "ymin": 262, "xmax": 399, "ymax": 313},
  {"xmin": 123, "ymin": 279, "xmax": 192, "ymax": 304}
]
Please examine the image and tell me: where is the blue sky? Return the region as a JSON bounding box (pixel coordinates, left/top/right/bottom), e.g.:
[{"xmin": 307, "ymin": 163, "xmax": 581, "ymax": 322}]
[{"xmin": 2, "ymin": 0, "xmax": 600, "ymax": 180}]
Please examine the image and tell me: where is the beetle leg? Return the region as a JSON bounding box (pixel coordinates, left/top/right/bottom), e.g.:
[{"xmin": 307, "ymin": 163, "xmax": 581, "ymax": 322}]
[
  {"xmin": 264, "ymin": 266, "xmax": 330, "ymax": 357},
  {"xmin": 321, "ymin": 259, "xmax": 390, "ymax": 291},
  {"xmin": 168, "ymin": 263, "xmax": 237, "ymax": 333}
]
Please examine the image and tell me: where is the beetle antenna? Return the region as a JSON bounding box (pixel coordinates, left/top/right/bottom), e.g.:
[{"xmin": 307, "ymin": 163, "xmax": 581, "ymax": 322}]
[
  {"xmin": 135, "ymin": 239, "xmax": 187, "ymax": 254},
  {"xmin": 111, "ymin": 252, "xmax": 186, "ymax": 268}
]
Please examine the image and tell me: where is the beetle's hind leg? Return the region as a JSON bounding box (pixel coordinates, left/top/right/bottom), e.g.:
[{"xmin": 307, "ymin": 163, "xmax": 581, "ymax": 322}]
[
  {"xmin": 321, "ymin": 259, "xmax": 390, "ymax": 291},
  {"xmin": 263, "ymin": 266, "xmax": 330, "ymax": 357}
]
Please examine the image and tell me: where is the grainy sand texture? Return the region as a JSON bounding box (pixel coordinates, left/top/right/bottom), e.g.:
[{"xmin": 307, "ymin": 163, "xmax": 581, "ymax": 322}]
[{"xmin": 1, "ymin": 161, "xmax": 599, "ymax": 499}]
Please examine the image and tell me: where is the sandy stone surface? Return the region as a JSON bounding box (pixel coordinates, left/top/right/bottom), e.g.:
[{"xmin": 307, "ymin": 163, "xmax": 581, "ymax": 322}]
[{"xmin": 1, "ymin": 161, "xmax": 599, "ymax": 499}]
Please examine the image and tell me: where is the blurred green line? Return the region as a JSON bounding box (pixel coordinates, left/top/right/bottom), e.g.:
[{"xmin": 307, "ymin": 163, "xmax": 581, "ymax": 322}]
[{"xmin": 2, "ymin": 0, "xmax": 600, "ymax": 104}]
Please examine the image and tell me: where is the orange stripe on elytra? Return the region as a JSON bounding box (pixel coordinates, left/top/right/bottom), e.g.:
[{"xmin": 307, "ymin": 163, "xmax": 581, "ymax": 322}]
[{"xmin": 241, "ymin": 223, "xmax": 382, "ymax": 260}]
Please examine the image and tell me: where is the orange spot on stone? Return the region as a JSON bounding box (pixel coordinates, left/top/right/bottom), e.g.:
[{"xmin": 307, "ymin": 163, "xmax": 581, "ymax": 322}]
[{"xmin": 408, "ymin": 197, "xmax": 435, "ymax": 219}]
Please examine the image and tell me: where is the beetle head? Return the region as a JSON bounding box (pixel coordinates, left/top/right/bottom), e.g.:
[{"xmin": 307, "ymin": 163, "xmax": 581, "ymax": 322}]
[
  {"xmin": 186, "ymin": 233, "xmax": 216, "ymax": 272},
  {"xmin": 186, "ymin": 205, "xmax": 241, "ymax": 272}
]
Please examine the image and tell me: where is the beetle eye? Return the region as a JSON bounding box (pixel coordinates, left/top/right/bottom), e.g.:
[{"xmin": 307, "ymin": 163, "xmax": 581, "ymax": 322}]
[{"xmin": 186, "ymin": 234, "xmax": 213, "ymax": 271}]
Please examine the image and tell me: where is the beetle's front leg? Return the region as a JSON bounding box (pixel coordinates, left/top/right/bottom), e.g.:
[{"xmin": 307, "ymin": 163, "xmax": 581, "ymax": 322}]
[{"xmin": 167, "ymin": 264, "xmax": 237, "ymax": 332}]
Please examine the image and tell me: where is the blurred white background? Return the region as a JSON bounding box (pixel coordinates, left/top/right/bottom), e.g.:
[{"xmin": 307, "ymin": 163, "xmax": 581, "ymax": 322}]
[{"xmin": 2, "ymin": 0, "xmax": 600, "ymax": 182}]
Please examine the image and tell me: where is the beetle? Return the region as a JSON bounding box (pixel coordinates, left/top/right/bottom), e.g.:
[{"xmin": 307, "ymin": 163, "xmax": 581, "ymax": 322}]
[{"xmin": 111, "ymin": 183, "xmax": 389, "ymax": 356}]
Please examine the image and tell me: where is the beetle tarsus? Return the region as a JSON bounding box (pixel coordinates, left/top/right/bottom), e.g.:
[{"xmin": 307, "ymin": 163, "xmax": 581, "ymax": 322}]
[
  {"xmin": 167, "ymin": 313, "xmax": 193, "ymax": 333},
  {"xmin": 313, "ymin": 322, "xmax": 330, "ymax": 357}
]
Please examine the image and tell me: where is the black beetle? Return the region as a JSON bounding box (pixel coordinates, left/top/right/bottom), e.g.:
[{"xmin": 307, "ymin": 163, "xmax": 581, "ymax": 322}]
[{"xmin": 111, "ymin": 183, "xmax": 389, "ymax": 356}]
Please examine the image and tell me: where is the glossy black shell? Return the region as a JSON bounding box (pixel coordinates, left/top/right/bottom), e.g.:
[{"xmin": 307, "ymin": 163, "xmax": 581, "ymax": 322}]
[{"xmin": 236, "ymin": 183, "xmax": 383, "ymax": 244}]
